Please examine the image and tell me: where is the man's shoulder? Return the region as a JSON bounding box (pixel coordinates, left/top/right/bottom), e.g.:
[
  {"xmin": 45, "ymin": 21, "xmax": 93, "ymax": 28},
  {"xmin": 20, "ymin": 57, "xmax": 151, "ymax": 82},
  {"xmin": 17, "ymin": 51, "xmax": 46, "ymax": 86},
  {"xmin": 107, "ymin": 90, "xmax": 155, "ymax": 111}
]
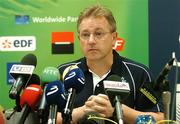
[
  {"xmin": 121, "ymin": 56, "xmax": 149, "ymax": 70},
  {"xmin": 114, "ymin": 50, "xmax": 149, "ymax": 70},
  {"xmin": 57, "ymin": 58, "xmax": 83, "ymax": 72}
]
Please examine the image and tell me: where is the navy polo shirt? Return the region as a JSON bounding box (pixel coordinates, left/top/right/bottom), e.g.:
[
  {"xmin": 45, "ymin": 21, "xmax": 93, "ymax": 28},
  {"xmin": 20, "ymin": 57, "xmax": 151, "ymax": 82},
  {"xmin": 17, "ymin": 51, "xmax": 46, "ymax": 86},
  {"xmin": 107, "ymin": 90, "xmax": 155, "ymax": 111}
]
[{"xmin": 58, "ymin": 50, "xmax": 163, "ymax": 113}]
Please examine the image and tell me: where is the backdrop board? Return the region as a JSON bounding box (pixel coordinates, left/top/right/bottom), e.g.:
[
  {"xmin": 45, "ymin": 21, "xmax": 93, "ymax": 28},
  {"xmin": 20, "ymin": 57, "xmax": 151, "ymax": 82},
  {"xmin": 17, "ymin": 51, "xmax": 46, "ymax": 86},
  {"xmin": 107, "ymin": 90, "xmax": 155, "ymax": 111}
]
[{"xmin": 0, "ymin": 0, "xmax": 149, "ymax": 110}]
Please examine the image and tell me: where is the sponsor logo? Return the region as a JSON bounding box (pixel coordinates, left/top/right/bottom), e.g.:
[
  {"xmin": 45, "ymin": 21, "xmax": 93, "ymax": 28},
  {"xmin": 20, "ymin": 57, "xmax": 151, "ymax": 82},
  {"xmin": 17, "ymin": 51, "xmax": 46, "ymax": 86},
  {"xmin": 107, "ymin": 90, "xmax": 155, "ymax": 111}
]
[
  {"xmin": 113, "ymin": 38, "xmax": 125, "ymax": 51},
  {"xmin": 47, "ymin": 85, "xmax": 59, "ymax": 96},
  {"xmin": 31, "ymin": 16, "xmax": 78, "ymax": 23},
  {"xmin": 44, "ymin": 68, "xmax": 59, "ymax": 75},
  {"xmin": 26, "ymin": 86, "xmax": 40, "ymax": 92},
  {"xmin": 7, "ymin": 63, "xmax": 19, "ymax": 85},
  {"xmin": 51, "ymin": 32, "xmax": 74, "ymax": 54},
  {"xmin": 10, "ymin": 64, "xmax": 35, "ymax": 74},
  {"xmin": 0, "ymin": 36, "xmax": 36, "ymax": 51},
  {"xmin": 103, "ymin": 80, "xmax": 130, "ymax": 91},
  {"xmin": 15, "ymin": 15, "xmax": 29, "ymax": 24}
]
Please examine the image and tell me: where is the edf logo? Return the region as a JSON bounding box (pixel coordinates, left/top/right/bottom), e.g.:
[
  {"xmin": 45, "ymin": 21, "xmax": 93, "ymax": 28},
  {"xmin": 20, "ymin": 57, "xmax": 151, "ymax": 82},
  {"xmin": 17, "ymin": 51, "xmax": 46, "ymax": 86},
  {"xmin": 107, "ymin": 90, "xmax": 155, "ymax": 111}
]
[
  {"xmin": 14, "ymin": 39, "xmax": 33, "ymax": 47},
  {"xmin": 0, "ymin": 36, "xmax": 36, "ymax": 51}
]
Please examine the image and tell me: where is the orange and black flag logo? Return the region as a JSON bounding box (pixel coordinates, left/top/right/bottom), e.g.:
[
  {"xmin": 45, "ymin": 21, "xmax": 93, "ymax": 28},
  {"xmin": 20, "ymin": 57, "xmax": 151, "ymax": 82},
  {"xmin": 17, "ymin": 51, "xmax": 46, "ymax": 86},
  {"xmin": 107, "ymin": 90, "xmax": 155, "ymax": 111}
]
[{"xmin": 51, "ymin": 32, "xmax": 74, "ymax": 54}]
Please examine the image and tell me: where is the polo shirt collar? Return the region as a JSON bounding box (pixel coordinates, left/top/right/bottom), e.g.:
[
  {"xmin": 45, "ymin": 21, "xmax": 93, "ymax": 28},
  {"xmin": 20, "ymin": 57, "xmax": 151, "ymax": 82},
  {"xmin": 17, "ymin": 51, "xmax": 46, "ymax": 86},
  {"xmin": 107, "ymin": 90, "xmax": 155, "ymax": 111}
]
[{"xmin": 79, "ymin": 50, "xmax": 124, "ymax": 74}]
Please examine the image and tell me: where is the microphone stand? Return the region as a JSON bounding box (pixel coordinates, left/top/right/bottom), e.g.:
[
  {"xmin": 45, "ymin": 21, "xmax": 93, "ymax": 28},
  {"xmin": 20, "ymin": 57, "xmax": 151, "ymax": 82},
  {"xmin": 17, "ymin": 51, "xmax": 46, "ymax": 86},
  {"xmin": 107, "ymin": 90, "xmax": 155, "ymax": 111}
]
[
  {"xmin": 18, "ymin": 104, "xmax": 31, "ymax": 124},
  {"xmin": 6, "ymin": 96, "xmax": 21, "ymax": 120},
  {"xmin": 114, "ymin": 96, "xmax": 123, "ymax": 124},
  {"xmin": 47, "ymin": 104, "xmax": 57, "ymax": 124},
  {"xmin": 62, "ymin": 88, "xmax": 76, "ymax": 124},
  {"xmin": 162, "ymin": 91, "xmax": 171, "ymax": 121},
  {"xmin": 161, "ymin": 80, "xmax": 171, "ymax": 123}
]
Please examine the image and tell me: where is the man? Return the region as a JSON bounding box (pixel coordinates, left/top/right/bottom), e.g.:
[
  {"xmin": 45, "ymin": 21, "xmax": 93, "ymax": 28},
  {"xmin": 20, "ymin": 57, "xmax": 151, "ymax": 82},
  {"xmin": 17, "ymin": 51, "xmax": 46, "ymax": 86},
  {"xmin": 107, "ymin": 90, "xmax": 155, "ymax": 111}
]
[{"xmin": 57, "ymin": 5, "xmax": 164, "ymax": 124}]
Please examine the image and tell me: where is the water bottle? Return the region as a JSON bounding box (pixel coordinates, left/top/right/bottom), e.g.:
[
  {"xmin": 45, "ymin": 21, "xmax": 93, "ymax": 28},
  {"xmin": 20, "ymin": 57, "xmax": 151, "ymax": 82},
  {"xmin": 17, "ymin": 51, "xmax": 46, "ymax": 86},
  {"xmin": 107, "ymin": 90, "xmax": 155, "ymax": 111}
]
[{"xmin": 135, "ymin": 115, "xmax": 156, "ymax": 124}]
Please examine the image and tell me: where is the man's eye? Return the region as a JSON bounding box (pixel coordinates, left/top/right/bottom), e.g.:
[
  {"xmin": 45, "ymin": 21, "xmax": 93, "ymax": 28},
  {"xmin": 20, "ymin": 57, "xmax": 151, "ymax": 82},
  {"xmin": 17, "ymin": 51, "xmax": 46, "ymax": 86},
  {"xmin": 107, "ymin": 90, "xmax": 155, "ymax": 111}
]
[
  {"xmin": 82, "ymin": 33, "xmax": 90, "ymax": 37},
  {"xmin": 95, "ymin": 32, "xmax": 103, "ymax": 36}
]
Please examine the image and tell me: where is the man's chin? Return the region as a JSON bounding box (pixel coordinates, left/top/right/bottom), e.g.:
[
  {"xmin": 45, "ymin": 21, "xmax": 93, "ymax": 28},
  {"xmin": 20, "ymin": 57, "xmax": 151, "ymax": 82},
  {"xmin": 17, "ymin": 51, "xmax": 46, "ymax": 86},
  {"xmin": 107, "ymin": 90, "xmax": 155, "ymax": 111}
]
[{"xmin": 86, "ymin": 55, "xmax": 99, "ymax": 60}]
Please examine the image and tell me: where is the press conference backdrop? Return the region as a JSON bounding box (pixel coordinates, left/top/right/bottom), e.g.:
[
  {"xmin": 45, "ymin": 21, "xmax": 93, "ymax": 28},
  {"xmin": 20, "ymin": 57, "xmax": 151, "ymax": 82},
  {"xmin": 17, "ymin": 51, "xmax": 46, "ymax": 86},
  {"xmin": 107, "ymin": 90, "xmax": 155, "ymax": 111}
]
[{"xmin": 0, "ymin": 0, "xmax": 149, "ymax": 109}]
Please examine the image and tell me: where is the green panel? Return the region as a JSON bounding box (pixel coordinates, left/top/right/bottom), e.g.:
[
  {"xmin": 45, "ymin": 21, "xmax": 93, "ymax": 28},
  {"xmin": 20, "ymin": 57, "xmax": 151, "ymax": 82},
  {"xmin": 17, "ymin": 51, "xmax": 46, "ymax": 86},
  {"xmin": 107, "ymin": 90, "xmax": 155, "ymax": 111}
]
[{"xmin": 0, "ymin": 0, "xmax": 148, "ymax": 109}]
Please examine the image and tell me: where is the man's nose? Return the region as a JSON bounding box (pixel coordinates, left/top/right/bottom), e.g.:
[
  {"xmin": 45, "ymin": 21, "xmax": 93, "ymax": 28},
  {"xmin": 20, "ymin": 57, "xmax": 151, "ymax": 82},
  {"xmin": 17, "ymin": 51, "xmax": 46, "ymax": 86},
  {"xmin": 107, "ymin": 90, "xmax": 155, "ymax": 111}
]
[{"xmin": 88, "ymin": 34, "xmax": 96, "ymax": 43}]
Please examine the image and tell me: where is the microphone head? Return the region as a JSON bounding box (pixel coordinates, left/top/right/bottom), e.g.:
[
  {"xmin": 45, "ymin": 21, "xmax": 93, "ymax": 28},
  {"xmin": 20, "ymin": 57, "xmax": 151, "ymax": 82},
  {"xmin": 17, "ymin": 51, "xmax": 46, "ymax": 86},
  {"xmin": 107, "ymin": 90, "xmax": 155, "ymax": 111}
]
[
  {"xmin": 63, "ymin": 65, "xmax": 85, "ymax": 93},
  {"xmin": 154, "ymin": 58, "xmax": 174, "ymax": 91},
  {"xmin": 107, "ymin": 75, "xmax": 121, "ymax": 81},
  {"xmin": 103, "ymin": 75, "xmax": 130, "ymax": 105},
  {"xmin": 40, "ymin": 67, "xmax": 60, "ymax": 86},
  {"xmin": 21, "ymin": 53, "xmax": 37, "ymax": 67},
  {"xmin": 20, "ymin": 84, "xmax": 42, "ymax": 110},
  {"xmin": 8, "ymin": 55, "xmax": 37, "ymax": 99},
  {"xmin": 62, "ymin": 65, "xmax": 79, "ymax": 79},
  {"xmin": 27, "ymin": 73, "xmax": 40, "ymax": 85},
  {"xmin": 45, "ymin": 80, "xmax": 66, "ymax": 112}
]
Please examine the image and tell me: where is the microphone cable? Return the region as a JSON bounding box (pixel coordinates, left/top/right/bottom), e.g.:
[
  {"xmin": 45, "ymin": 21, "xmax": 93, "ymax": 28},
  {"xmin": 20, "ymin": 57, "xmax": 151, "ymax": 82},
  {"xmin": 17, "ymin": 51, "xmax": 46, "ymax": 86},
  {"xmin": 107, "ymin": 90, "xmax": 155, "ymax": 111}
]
[
  {"xmin": 156, "ymin": 119, "xmax": 180, "ymax": 124},
  {"xmin": 87, "ymin": 115, "xmax": 118, "ymax": 124}
]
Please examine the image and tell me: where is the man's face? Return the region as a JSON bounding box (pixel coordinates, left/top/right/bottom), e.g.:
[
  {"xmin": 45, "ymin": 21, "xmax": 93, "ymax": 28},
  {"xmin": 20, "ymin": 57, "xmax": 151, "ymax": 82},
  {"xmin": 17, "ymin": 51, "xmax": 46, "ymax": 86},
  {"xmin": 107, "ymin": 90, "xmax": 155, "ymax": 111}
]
[{"xmin": 78, "ymin": 16, "xmax": 117, "ymax": 61}]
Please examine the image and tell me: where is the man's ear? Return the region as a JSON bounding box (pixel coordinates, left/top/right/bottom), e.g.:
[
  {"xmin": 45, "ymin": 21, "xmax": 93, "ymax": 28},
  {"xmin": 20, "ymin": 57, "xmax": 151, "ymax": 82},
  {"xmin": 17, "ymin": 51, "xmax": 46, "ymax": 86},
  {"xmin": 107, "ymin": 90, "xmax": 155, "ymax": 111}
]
[
  {"xmin": 112, "ymin": 32, "xmax": 118, "ymax": 45},
  {"xmin": 78, "ymin": 33, "xmax": 80, "ymax": 40}
]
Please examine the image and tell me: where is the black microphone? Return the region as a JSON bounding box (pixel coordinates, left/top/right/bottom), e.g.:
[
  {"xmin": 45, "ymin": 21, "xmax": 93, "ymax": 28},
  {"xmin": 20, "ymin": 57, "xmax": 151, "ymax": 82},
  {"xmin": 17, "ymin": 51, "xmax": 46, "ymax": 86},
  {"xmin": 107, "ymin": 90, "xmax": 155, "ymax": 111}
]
[
  {"xmin": 154, "ymin": 58, "xmax": 174, "ymax": 91},
  {"xmin": 103, "ymin": 75, "xmax": 130, "ymax": 124},
  {"xmin": 137, "ymin": 58, "xmax": 174, "ymax": 110},
  {"xmin": 62, "ymin": 65, "xmax": 85, "ymax": 124},
  {"xmin": 27, "ymin": 73, "xmax": 40, "ymax": 86},
  {"xmin": 9, "ymin": 53, "xmax": 37, "ymax": 99}
]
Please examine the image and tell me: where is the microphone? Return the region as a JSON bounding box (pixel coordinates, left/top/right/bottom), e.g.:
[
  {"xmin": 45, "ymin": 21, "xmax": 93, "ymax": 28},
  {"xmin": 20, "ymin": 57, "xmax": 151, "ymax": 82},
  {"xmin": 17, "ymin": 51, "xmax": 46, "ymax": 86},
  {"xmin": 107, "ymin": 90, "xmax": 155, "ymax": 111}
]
[
  {"xmin": 38, "ymin": 67, "xmax": 60, "ymax": 123},
  {"xmin": 9, "ymin": 53, "xmax": 37, "ymax": 99},
  {"xmin": 45, "ymin": 80, "xmax": 66, "ymax": 124},
  {"xmin": 62, "ymin": 65, "xmax": 85, "ymax": 124},
  {"xmin": 137, "ymin": 58, "xmax": 175, "ymax": 110},
  {"xmin": 18, "ymin": 84, "xmax": 42, "ymax": 124},
  {"xmin": 103, "ymin": 75, "xmax": 130, "ymax": 124},
  {"xmin": 6, "ymin": 73, "xmax": 41, "ymax": 120},
  {"xmin": 27, "ymin": 73, "xmax": 40, "ymax": 86},
  {"xmin": 154, "ymin": 58, "xmax": 174, "ymax": 91}
]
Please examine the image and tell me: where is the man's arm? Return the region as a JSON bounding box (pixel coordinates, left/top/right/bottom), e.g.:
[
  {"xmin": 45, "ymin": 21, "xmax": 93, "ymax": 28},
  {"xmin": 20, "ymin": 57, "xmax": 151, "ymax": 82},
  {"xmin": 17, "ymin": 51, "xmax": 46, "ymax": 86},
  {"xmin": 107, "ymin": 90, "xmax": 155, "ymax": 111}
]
[
  {"xmin": 122, "ymin": 104, "xmax": 164, "ymax": 124},
  {"xmin": 56, "ymin": 95, "xmax": 164, "ymax": 124}
]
